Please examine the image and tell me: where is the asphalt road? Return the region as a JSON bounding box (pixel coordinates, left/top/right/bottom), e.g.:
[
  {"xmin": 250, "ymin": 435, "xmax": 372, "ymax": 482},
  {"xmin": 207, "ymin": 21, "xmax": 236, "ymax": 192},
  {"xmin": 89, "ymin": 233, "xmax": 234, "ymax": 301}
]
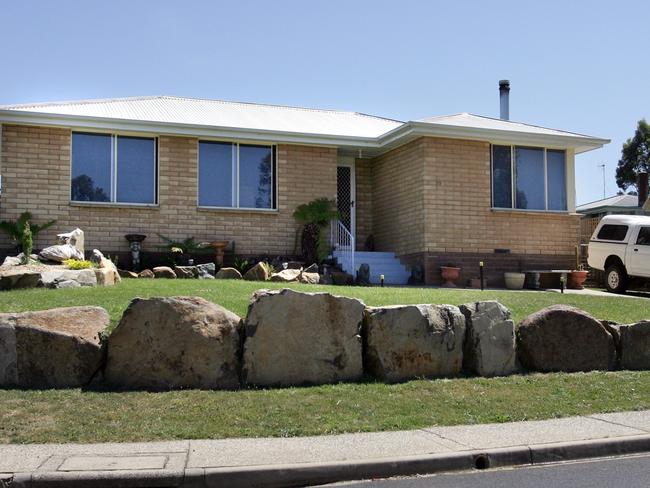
[{"xmin": 326, "ymin": 454, "xmax": 650, "ymax": 488}]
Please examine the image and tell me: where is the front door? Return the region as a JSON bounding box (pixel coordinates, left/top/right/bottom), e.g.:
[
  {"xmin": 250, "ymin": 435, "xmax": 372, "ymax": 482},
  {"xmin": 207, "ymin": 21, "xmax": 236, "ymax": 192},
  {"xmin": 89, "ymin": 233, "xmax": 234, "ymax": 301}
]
[{"xmin": 337, "ymin": 161, "xmax": 355, "ymax": 238}]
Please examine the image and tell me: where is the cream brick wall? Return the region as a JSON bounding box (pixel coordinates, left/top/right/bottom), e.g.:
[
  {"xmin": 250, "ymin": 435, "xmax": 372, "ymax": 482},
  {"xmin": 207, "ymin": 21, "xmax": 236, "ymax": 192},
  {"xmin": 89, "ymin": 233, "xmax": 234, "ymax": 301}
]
[
  {"xmin": 369, "ymin": 137, "xmax": 579, "ymax": 257},
  {"xmin": 0, "ymin": 125, "xmax": 338, "ymax": 256},
  {"xmin": 353, "ymin": 158, "xmax": 372, "ymax": 250}
]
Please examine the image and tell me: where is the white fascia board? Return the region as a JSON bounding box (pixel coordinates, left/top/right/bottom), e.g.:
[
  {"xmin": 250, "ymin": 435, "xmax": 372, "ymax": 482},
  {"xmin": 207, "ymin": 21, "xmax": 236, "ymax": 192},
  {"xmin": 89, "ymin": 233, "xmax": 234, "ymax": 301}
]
[
  {"xmin": 0, "ymin": 110, "xmax": 381, "ymax": 149},
  {"xmin": 379, "ymin": 121, "xmax": 610, "ymax": 154}
]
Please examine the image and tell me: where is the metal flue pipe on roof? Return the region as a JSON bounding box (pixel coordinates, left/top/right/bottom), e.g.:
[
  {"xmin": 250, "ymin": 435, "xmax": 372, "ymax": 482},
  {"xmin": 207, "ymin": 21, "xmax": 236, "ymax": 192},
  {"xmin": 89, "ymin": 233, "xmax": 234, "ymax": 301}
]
[{"xmin": 499, "ymin": 80, "xmax": 510, "ymax": 120}]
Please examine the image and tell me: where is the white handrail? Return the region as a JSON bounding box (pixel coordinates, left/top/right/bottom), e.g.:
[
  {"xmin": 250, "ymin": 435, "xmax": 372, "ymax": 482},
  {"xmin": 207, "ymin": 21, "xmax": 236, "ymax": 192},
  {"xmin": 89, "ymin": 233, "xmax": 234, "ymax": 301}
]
[{"xmin": 330, "ymin": 219, "xmax": 355, "ymax": 274}]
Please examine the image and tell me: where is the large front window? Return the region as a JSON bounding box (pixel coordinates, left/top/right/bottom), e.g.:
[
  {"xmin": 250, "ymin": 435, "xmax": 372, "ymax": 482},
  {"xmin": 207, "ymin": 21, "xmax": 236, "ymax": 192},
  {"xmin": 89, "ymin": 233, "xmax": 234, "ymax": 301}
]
[
  {"xmin": 71, "ymin": 132, "xmax": 157, "ymax": 204},
  {"xmin": 491, "ymin": 145, "xmax": 567, "ymax": 211},
  {"xmin": 198, "ymin": 141, "xmax": 276, "ymax": 209}
]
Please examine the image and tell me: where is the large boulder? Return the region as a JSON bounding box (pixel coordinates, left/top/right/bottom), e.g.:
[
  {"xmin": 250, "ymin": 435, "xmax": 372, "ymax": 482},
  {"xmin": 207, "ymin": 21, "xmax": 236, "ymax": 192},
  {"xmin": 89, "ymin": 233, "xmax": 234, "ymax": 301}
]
[
  {"xmin": 196, "ymin": 263, "xmax": 216, "ymax": 279},
  {"xmin": 93, "ymin": 250, "xmax": 121, "ymax": 285},
  {"xmin": 619, "ymin": 321, "xmax": 650, "ymax": 370},
  {"xmin": 215, "ymin": 267, "xmax": 243, "ymax": 280},
  {"xmin": 363, "ymin": 304, "xmax": 466, "ymax": 382},
  {"xmin": 0, "ymin": 307, "xmax": 109, "ymax": 388},
  {"xmin": 105, "ymin": 297, "xmax": 242, "ymax": 390},
  {"xmin": 517, "ymin": 305, "xmax": 616, "ymax": 372},
  {"xmin": 270, "ymin": 268, "xmax": 301, "ymax": 282},
  {"xmin": 138, "ymin": 269, "xmax": 155, "ymax": 279},
  {"xmin": 243, "ymin": 262, "xmax": 271, "ymax": 282},
  {"xmin": 460, "ymin": 301, "xmax": 517, "ymax": 377},
  {"xmin": 298, "ymin": 271, "xmax": 320, "ymax": 284},
  {"xmin": 153, "ymin": 266, "xmax": 176, "ymax": 279},
  {"xmin": 0, "ymin": 270, "xmax": 41, "ymax": 290},
  {"xmin": 243, "ymin": 289, "xmax": 364, "ymax": 386},
  {"xmin": 40, "ymin": 269, "xmax": 97, "ymax": 288},
  {"xmin": 174, "ymin": 266, "xmax": 198, "ymax": 279}
]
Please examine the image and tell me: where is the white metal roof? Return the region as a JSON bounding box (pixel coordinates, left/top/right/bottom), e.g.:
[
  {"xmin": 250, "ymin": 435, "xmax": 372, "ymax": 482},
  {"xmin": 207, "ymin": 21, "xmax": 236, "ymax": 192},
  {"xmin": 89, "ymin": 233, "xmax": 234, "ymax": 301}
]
[
  {"xmin": 576, "ymin": 194, "xmax": 640, "ymax": 212},
  {"xmin": 0, "ymin": 96, "xmax": 609, "ymax": 154},
  {"xmin": 0, "ymin": 95, "xmax": 403, "ymax": 139}
]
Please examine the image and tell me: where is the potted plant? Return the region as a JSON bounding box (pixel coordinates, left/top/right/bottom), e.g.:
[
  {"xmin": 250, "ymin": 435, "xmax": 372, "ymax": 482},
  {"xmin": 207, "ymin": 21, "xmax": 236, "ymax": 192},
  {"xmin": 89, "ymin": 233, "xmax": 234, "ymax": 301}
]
[
  {"xmin": 568, "ymin": 265, "xmax": 589, "ymax": 290},
  {"xmin": 504, "ymin": 259, "xmax": 526, "ymax": 289},
  {"xmin": 440, "ymin": 264, "xmax": 461, "ymax": 287}
]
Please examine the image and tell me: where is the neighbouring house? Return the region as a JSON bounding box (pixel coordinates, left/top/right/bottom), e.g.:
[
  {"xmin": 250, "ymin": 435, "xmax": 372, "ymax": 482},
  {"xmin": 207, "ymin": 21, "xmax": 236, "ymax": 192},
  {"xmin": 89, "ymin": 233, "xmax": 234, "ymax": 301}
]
[{"xmin": 0, "ymin": 83, "xmax": 609, "ymax": 285}]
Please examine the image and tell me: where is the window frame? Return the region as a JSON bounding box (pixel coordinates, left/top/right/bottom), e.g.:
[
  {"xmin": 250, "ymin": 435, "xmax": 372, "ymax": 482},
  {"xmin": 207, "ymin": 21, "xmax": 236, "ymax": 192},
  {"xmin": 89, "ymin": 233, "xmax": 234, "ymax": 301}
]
[
  {"xmin": 197, "ymin": 139, "xmax": 277, "ymax": 212},
  {"xmin": 490, "ymin": 144, "xmax": 568, "ymax": 212},
  {"xmin": 70, "ymin": 131, "xmax": 159, "ymax": 206}
]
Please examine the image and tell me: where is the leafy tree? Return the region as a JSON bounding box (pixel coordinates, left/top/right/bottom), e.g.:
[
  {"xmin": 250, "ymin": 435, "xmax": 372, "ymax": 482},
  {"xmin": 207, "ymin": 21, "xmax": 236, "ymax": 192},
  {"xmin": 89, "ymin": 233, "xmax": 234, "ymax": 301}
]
[
  {"xmin": 0, "ymin": 212, "xmax": 56, "ymax": 253},
  {"xmin": 616, "ymin": 119, "xmax": 650, "ymax": 191},
  {"xmin": 293, "ymin": 198, "xmax": 338, "ymax": 265},
  {"xmin": 71, "ymin": 174, "xmax": 109, "ymax": 202}
]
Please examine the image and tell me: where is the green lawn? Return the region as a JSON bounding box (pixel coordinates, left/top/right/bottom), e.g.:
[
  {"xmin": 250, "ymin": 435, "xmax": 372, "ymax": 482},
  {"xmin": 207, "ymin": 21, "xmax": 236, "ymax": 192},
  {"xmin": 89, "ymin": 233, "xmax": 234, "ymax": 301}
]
[
  {"xmin": 1, "ymin": 279, "xmax": 649, "ymax": 444},
  {"xmin": 0, "ymin": 279, "xmax": 648, "ymax": 331},
  {"xmin": 2, "ymin": 372, "xmax": 649, "ymax": 443}
]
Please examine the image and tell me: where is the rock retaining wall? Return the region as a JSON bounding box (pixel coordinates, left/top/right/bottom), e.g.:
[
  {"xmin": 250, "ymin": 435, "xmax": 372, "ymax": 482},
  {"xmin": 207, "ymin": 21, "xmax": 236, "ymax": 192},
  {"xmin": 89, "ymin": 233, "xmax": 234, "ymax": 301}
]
[{"xmin": 0, "ymin": 290, "xmax": 648, "ymax": 390}]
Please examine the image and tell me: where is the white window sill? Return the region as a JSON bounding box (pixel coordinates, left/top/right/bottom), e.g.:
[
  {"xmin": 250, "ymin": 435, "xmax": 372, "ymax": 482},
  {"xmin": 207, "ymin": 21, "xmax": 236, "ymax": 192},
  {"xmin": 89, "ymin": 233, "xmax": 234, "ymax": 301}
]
[
  {"xmin": 70, "ymin": 201, "xmax": 159, "ymax": 209},
  {"xmin": 491, "ymin": 207, "xmax": 577, "ymax": 216},
  {"xmin": 197, "ymin": 206, "xmax": 278, "ymax": 215}
]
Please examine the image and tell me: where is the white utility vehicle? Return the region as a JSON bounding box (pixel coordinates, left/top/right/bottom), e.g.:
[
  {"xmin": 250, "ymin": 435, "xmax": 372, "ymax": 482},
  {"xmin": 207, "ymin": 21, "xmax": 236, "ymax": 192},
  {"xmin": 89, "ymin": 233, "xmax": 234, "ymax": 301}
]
[{"xmin": 588, "ymin": 214, "xmax": 650, "ymax": 293}]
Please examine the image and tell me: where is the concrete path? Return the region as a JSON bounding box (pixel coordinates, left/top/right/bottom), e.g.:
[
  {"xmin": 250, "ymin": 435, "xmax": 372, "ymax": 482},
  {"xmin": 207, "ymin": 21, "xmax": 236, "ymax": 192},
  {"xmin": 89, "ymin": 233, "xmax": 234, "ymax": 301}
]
[{"xmin": 2, "ymin": 410, "xmax": 650, "ymax": 487}]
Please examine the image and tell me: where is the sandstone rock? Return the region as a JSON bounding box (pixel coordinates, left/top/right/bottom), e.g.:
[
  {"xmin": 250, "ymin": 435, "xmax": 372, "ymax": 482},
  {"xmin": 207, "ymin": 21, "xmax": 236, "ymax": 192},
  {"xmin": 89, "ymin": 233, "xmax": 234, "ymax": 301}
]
[
  {"xmin": 105, "ymin": 296, "xmax": 242, "ymax": 390},
  {"xmin": 2, "ymin": 255, "xmax": 22, "ymax": 267},
  {"xmin": 174, "ymin": 266, "xmax": 198, "ymax": 279},
  {"xmin": 40, "ymin": 269, "xmax": 97, "ymax": 288},
  {"xmin": 215, "ymin": 267, "xmax": 243, "ymax": 280},
  {"xmin": 153, "ymin": 266, "xmax": 176, "ymax": 279},
  {"xmin": 364, "ymin": 304, "xmax": 466, "ymax": 382},
  {"xmin": 298, "ymin": 271, "xmax": 320, "ymax": 284},
  {"xmin": 517, "ymin": 305, "xmax": 616, "ymax": 372},
  {"xmin": 460, "ymin": 301, "xmax": 517, "ymax": 377},
  {"xmin": 196, "ymin": 263, "xmax": 216, "ymax": 278},
  {"xmin": 356, "ymin": 263, "xmax": 371, "ymax": 286},
  {"xmin": 243, "ymin": 262, "xmax": 271, "ymax": 282},
  {"xmin": 0, "ymin": 271, "xmax": 41, "ymax": 290},
  {"xmin": 270, "ymin": 268, "xmax": 301, "ymax": 282},
  {"xmin": 93, "ymin": 250, "xmax": 121, "ymax": 285},
  {"xmin": 39, "ymin": 244, "xmax": 83, "ymax": 263},
  {"xmin": 619, "ymin": 321, "xmax": 650, "ymax": 370},
  {"xmin": 57, "ymin": 228, "xmax": 85, "ymax": 257},
  {"xmin": 243, "ymin": 289, "xmax": 364, "ymax": 386},
  {"xmin": 94, "ymin": 268, "xmax": 116, "ymax": 286},
  {"xmin": 139, "ymin": 269, "xmax": 155, "ymax": 279},
  {"xmin": 55, "ymin": 279, "xmax": 81, "ymax": 289},
  {"xmin": 331, "ymin": 270, "xmax": 354, "ymax": 286},
  {"xmin": 0, "ymin": 306, "xmax": 109, "ymax": 388},
  {"xmin": 118, "ymin": 269, "xmax": 139, "ymax": 279}
]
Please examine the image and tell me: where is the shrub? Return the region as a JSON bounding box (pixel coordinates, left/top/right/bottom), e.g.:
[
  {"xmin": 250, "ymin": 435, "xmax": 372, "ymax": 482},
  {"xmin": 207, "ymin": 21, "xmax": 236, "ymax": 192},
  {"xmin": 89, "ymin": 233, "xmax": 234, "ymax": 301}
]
[
  {"xmin": 293, "ymin": 198, "xmax": 338, "ymax": 264},
  {"xmin": 63, "ymin": 259, "xmax": 94, "ymax": 270},
  {"xmin": 0, "ymin": 212, "xmax": 56, "ymax": 253},
  {"xmin": 21, "ymin": 221, "xmax": 32, "ymax": 264}
]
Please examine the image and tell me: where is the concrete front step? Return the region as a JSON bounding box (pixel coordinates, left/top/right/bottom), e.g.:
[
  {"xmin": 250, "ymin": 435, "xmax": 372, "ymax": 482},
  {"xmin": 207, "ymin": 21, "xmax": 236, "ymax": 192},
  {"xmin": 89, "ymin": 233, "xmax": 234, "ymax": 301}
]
[{"xmin": 332, "ymin": 251, "xmax": 410, "ymax": 285}]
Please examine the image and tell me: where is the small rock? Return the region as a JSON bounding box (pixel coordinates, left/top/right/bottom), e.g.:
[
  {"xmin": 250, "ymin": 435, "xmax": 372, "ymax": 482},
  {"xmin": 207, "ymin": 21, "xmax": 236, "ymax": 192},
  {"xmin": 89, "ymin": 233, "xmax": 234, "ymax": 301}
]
[
  {"xmin": 93, "ymin": 250, "xmax": 121, "ymax": 284},
  {"xmin": 139, "ymin": 269, "xmax": 155, "ymax": 279},
  {"xmin": 215, "ymin": 267, "xmax": 243, "ymax": 280},
  {"xmin": 331, "ymin": 270, "xmax": 354, "ymax": 286},
  {"xmin": 2, "ymin": 255, "xmax": 23, "ymax": 267},
  {"xmin": 299, "ymin": 271, "xmax": 320, "ymax": 284},
  {"xmin": 243, "ymin": 262, "xmax": 271, "ymax": 281},
  {"xmin": 153, "ymin": 266, "xmax": 176, "ymax": 279},
  {"xmin": 270, "ymin": 268, "xmax": 301, "ymax": 282},
  {"xmin": 196, "ymin": 263, "xmax": 216, "ymax": 278},
  {"xmin": 174, "ymin": 266, "xmax": 198, "ymax": 279},
  {"xmin": 118, "ymin": 269, "xmax": 140, "ymax": 279},
  {"xmin": 356, "ymin": 263, "xmax": 371, "ymax": 286}
]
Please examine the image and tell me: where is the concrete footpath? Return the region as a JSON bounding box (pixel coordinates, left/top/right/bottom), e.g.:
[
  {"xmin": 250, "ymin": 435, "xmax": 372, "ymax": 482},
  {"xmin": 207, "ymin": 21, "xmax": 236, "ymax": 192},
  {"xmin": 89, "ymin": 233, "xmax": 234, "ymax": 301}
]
[{"xmin": 1, "ymin": 410, "xmax": 650, "ymax": 487}]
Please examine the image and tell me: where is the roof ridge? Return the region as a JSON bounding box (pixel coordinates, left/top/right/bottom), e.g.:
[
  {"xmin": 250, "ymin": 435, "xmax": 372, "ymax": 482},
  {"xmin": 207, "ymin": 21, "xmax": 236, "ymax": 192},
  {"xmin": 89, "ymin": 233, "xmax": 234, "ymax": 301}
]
[
  {"xmin": 0, "ymin": 95, "xmax": 163, "ymax": 110},
  {"xmin": 462, "ymin": 113, "xmax": 599, "ymax": 139}
]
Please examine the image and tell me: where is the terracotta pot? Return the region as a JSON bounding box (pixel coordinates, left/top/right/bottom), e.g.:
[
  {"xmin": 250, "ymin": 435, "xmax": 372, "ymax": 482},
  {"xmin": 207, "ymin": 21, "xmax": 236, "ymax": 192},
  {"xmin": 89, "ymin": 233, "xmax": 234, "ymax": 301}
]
[
  {"xmin": 568, "ymin": 270, "xmax": 589, "ymax": 290},
  {"xmin": 504, "ymin": 272, "xmax": 526, "ymax": 290},
  {"xmin": 440, "ymin": 266, "xmax": 461, "ymax": 287}
]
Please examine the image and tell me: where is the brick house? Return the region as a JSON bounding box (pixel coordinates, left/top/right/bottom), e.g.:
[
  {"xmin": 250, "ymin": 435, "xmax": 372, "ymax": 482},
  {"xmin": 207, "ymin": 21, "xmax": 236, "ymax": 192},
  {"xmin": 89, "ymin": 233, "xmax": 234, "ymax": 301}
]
[{"xmin": 0, "ymin": 93, "xmax": 608, "ymax": 285}]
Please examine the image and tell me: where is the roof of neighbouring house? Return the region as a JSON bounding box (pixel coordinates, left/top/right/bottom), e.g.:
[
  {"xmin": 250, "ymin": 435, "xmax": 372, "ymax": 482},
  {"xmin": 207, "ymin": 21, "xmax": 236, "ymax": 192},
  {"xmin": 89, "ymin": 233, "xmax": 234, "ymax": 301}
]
[
  {"xmin": 0, "ymin": 95, "xmax": 610, "ymax": 154},
  {"xmin": 576, "ymin": 194, "xmax": 645, "ymax": 215}
]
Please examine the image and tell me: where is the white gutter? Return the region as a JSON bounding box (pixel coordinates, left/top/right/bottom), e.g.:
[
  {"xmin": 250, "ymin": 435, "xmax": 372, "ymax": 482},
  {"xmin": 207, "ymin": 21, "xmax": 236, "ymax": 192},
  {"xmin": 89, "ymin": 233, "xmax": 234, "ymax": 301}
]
[{"xmin": 0, "ymin": 110, "xmax": 610, "ymax": 154}]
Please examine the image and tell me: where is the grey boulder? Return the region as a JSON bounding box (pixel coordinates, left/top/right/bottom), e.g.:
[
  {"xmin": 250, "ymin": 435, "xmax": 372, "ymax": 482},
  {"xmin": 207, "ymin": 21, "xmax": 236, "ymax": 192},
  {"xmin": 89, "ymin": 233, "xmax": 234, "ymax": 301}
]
[
  {"xmin": 243, "ymin": 289, "xmax": 364, "ymax": 386},
  {"xmin": 619, "ymin": 321, "xmax": 650, "ymax": 370},
  {"xmin": 215, "ymin": 267, "xmax": 243, "ymax": 280},
  {"xmin": 363, "ymin": 304, "xmax": 466, "ymax": 382}
]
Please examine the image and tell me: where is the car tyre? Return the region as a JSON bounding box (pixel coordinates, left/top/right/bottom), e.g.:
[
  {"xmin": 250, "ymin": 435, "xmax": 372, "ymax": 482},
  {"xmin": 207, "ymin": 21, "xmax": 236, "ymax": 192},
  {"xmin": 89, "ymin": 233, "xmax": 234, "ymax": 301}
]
[{"xmin": 605, "ymin": 264, "xmax": 627, "ymax": 294}]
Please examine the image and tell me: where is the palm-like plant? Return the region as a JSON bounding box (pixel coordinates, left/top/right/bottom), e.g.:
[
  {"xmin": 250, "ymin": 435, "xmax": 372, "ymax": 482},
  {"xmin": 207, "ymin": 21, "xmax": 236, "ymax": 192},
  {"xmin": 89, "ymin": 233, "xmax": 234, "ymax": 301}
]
[
  {"xmin": 293, "ymin": 198, "xmax": 338, "ymax": 264},
  {"xmin": 0, "ymin": 212, "xmax": 56, "ymax": 253}
]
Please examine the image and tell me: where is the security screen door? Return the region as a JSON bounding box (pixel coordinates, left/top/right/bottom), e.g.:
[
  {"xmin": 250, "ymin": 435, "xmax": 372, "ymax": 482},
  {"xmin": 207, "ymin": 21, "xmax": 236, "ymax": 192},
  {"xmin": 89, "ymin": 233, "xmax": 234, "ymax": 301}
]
[{"xmin": 336, "ymin": 163, "xmax": 355, "ymax": 237}]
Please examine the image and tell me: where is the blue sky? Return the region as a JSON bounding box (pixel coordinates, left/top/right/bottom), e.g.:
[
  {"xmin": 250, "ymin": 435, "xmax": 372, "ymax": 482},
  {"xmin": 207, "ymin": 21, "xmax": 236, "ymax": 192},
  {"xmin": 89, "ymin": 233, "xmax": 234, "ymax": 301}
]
[{"xmin": 1, "ymin": 0, "xmax": 647, "ymax": 204}]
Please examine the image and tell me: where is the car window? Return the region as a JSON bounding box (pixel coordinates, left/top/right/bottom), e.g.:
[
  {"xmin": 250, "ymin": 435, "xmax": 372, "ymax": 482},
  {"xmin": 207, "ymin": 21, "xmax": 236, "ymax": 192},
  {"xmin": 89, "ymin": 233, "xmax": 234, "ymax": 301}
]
[
  {"xmin": 597, "ymin": 224, "xmax": 629, "ymax": 241},
  {"xmin": 636, "ymin": 227, "xmax": 650, "ymax": 246}
]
